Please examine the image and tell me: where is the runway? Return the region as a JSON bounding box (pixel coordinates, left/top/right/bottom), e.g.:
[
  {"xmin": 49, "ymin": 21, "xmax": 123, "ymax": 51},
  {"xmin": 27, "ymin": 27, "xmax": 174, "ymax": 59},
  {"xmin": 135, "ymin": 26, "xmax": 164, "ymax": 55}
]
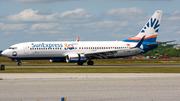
[
  {"xmin": 5, "ymin": 64, "xmax": 180, "ymax": 68},
  {"xmin": 1, "ymin": 73, "xmax": 180, "ymax": 101}
]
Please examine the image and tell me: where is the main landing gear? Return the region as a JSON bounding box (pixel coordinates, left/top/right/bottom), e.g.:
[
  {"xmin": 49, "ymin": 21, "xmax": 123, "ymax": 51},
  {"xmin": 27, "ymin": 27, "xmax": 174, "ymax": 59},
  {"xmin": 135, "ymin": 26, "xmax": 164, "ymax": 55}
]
[
  {"xmin": 18, "ymin": 62, "xmax": 22, "ymax": 66},
  {"xmin": 87, "ymin": 60, "xmax": 94, "ymax": 65},
  {"xmin": 77, "ymin": 61, "xmax": 94, "ymax": 65}
]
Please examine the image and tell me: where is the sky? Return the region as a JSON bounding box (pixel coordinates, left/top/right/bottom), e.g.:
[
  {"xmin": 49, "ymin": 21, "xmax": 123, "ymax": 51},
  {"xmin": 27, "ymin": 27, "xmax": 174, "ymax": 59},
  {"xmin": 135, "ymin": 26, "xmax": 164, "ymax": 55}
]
[{"xmin": 0, "ymin": 0, "xmax": 180, "ymax": 50}]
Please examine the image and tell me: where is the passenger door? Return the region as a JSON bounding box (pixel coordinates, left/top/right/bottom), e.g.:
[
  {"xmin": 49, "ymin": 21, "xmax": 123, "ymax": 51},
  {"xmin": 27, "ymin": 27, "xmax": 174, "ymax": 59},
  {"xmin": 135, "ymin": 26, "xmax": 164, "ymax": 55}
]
[{"xmin": 23, "ymin": 44, "xmax": 29, "ymax": 54}]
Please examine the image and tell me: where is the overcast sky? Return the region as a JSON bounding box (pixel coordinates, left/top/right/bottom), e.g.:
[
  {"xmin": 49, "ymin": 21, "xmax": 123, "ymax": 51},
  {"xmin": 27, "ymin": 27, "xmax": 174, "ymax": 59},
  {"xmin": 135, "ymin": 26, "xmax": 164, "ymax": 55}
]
[{"xmin": 0, "ymin": 0, "xmax": 180, "ymax": 50}]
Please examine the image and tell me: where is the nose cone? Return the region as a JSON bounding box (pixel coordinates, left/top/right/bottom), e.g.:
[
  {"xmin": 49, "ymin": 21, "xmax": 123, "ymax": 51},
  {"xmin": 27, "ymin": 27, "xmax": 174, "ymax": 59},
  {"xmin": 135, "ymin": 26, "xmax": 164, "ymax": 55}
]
[{"xmin": 1, "ymin": 50, "xmax": 9, "ymax": 57}]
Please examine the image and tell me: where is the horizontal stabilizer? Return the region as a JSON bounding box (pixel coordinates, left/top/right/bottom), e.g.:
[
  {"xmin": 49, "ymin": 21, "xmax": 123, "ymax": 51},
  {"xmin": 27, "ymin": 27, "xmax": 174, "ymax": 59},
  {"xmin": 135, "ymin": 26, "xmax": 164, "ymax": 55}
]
[{"xmin": 147, "ymin": 40, "xmax": 176, "ymax": 46}]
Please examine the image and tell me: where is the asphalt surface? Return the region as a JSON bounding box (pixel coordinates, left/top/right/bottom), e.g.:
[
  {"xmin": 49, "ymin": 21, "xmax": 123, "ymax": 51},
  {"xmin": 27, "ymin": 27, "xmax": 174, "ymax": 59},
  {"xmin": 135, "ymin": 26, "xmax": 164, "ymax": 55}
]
[
  {"xmin": 1, "ymin": 73, "xmax": 180, "ymax": 101},
  {"xmin": 5, "ymin": 64, "xmax": 180, "ymax": 67}
]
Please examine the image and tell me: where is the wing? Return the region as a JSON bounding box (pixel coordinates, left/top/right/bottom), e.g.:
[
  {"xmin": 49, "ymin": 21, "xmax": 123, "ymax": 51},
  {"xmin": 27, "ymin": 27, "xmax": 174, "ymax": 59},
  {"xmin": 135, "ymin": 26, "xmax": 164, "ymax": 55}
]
[{"xmin": 84, "ymin": 49, "xmax": 117, "ymax": 59}]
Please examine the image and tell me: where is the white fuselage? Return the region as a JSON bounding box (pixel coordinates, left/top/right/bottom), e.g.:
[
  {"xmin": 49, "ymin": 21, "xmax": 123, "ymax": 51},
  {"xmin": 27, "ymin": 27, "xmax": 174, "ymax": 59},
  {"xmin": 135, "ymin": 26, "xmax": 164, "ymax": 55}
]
[{"xmin": 2, "ymin": 41, "xmax": 142, "ymax": 60}]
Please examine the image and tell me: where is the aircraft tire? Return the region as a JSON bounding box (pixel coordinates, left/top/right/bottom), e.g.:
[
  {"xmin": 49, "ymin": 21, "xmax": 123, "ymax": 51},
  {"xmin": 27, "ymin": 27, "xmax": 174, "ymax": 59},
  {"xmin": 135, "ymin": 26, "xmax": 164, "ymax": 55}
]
[
  {"xmin": 18, "ymin": 62, "xmax": 22, "ymax": 66},
  {"xmin": 87, "ymin": 61, "xmax": 94, "ymax": 65}
]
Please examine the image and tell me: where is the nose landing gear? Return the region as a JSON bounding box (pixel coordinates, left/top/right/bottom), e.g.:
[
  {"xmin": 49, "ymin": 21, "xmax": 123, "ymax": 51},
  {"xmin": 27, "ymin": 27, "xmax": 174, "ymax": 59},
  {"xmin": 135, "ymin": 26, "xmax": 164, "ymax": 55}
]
[{"xmin": 12, "ymin": 59, "xmax": 22, "ymax": 66}]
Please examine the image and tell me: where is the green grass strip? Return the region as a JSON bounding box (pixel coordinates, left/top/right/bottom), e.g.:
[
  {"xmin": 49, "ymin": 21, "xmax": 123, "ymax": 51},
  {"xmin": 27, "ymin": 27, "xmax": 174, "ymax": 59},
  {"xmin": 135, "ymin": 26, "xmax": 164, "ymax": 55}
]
[{"xmin": 1, "ymin": 66, "xmax": 180, "ymax": 73}]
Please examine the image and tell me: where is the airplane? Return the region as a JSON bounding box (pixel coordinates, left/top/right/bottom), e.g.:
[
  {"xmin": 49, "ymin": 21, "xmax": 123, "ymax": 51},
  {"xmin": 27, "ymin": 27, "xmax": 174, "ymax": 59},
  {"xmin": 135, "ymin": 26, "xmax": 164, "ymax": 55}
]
[{"xmin": 1, "ymin": 10, "xmax": 174, "ymax": 66}]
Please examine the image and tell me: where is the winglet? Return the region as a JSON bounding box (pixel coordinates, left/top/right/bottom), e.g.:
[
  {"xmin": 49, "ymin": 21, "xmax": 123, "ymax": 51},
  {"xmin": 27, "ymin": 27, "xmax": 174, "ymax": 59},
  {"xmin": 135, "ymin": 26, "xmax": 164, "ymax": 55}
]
[
  {"xmin": 76, "ymin": 37, "xmax": 80, "ymax": 42},
  {"xmin": 135, "ymin": 35, "xmax": 146, "ymax": 48}
]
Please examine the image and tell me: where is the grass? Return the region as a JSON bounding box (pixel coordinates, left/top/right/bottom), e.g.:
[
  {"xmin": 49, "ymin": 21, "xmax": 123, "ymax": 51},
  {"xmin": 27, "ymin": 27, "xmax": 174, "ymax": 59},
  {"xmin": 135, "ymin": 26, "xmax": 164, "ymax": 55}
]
[
  {"xmin": 1, "ymin": 66, "xmax": 180, "ymax": 73},
  {"xmin": 1, "ymin": 57, "xmax": 180, "ymax": 73},
  {"xmin": 1, "ymin": 57, "xmax": 180, "ymax": 65}
]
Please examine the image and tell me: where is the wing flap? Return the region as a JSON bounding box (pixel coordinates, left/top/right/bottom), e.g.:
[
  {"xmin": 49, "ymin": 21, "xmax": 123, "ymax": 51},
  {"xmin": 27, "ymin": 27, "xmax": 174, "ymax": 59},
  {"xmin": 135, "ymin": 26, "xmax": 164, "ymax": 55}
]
[{"xmin": 84, "ymin": 49, "xmax": 117, "ymax": 59}]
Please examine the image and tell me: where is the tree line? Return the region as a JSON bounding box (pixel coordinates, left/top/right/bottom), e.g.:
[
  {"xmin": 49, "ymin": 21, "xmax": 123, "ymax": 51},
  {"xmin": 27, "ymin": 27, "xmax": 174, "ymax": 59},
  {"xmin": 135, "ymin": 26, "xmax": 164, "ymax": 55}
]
[{"xmin": 143, "ymin": 45, "xmax": 180, "ymax": 57}]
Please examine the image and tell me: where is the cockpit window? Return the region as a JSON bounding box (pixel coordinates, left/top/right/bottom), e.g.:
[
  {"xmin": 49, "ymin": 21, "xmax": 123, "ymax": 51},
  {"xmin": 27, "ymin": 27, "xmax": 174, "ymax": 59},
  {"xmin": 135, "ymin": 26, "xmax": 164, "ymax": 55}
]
[{"xmin": 9, "ymin": 47, "xmax": 17, "ymax": 50}]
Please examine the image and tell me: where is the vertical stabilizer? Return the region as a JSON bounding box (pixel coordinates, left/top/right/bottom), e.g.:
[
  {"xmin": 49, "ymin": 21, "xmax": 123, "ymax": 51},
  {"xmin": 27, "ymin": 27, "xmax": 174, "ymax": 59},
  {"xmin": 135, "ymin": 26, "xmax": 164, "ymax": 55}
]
[{"xmin": 124, "ymin": 10, "xmax": 162, "ymax": 43}]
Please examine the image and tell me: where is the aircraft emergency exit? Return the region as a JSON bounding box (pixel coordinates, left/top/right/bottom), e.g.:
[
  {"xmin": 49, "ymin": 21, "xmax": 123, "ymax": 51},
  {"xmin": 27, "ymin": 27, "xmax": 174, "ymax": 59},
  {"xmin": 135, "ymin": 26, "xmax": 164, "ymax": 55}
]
[{"xmin": 1, "ymin": 10, "xmax": 174, "ymax": 66}]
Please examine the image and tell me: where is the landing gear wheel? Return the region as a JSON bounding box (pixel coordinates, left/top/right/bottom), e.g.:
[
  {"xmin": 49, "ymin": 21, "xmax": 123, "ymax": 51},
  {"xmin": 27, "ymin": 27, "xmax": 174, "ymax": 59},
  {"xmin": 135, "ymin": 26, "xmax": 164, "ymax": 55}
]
[
  {"xmin": 18, "ymin": 62, "xmax": 22, "ymax": 66},
  {"xmin": 77, "ymin": 62, "xmax": 83, "ymax": 65},
  {"xmin": 87, "ymin": 61, "xmax": 94, "ymax": 65}
]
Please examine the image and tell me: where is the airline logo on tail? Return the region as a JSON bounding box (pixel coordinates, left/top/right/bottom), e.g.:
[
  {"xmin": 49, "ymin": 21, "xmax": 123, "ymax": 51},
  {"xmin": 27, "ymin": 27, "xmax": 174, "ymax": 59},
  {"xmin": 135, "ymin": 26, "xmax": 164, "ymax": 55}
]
[{"xmin": 141, "ymin": 18, "xmax": 160, "ymax": 33}]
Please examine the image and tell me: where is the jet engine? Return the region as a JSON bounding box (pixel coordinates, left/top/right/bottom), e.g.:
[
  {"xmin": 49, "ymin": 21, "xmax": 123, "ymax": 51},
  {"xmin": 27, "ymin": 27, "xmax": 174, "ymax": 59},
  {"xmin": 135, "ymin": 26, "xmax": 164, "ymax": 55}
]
[{"xmin": 66, "ymin": 54, "xmax": 87, "ymax": 63}]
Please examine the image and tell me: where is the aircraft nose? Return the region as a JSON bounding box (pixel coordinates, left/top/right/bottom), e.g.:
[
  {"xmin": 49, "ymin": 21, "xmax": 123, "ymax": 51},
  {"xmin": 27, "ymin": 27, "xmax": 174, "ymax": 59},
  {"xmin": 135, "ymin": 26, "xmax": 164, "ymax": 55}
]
[{"xmin": 1, "ymin": 50, "xmax": 9, "ymax": 57}]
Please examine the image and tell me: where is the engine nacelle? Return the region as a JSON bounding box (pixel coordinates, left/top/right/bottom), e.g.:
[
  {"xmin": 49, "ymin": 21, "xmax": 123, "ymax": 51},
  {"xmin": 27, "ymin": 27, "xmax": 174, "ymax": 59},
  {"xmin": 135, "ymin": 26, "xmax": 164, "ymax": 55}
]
[
  {"xmin": 50, "ymin": 59, "xmax": 66, "ymax": 62},
  {"xmin": 66, "ymin": 54, "xmax": 87, "ymax": 63}
]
